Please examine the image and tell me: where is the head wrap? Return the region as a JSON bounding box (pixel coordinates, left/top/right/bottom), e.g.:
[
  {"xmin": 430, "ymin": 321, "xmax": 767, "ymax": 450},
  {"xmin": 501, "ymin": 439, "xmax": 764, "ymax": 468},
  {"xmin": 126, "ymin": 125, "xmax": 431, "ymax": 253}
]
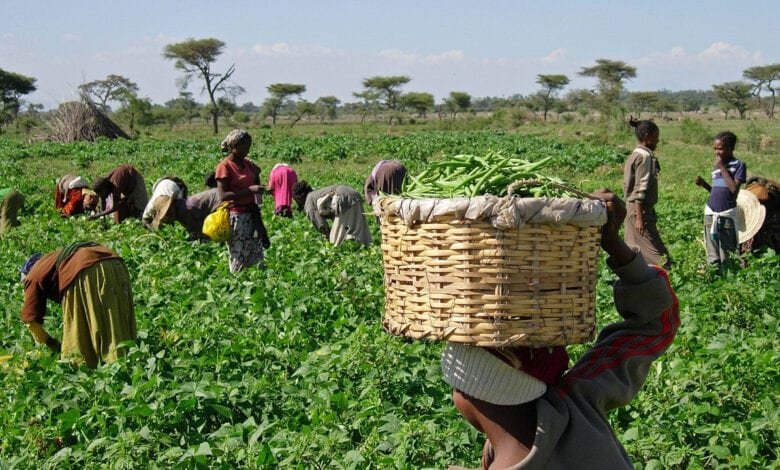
[
  {"xmin": 220, "ymin": 129, "xmax": 251, "ymax": 152},
  {"xmin": 68, "ymin": 176, "xmax": 88, "ymax": 190},
  {"xmin": 19, "ymin": 253, "xmax": 43, "ymax": 282},
  {"xmin": 441, "ymin": 343, "xmax": 568, "ymax": 406}
]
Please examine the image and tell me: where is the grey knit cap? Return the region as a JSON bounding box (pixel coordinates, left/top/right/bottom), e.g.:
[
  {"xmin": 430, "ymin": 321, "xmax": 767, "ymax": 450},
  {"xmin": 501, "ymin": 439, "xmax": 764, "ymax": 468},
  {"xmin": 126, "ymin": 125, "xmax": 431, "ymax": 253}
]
[{"xmin": 441, "ymin": 343, "xmax": 546, "ymax": 406}]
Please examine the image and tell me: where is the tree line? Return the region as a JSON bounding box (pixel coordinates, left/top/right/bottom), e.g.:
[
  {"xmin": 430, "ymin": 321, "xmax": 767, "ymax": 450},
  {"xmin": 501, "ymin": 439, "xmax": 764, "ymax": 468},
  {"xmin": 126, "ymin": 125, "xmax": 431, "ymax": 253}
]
[{"xmin": 2, "ymin": 37, "xmax": 780, "ymax": 134}]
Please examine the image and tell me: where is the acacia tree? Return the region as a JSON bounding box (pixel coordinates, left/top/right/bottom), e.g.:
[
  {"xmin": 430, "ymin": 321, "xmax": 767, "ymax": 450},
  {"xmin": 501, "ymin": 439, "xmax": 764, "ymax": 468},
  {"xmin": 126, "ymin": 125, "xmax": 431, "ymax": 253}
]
[
  {"xmin": 713, "ymin": 81, "xmax": 753, "ymax": 119},
  {"xmin": 444, "ymin": 91, "xmax": 472, "ymax": 119},
  {"xmin": 78, "ymin": 75, "xmax": 138, "ymax": 111},
  {"xmin": 360, "ymin": 75, "xmax": 410, "ymax": 123},
  {"xmin": 402, "ymin": 92, "xmax": 434, "ymax": 118},
  {"xmin": 0, "ymin": 68, "xmax": 36, "ymax": 129},
  {"xmin": 352, "ymin": 90, "xmax": 380, "ymax": 123},
  {"xmin": 116, "ymin": 94, "xmax": 153, "ymax": 135},
  {"xmin": 163, "ymin": 38, "xmax": 236, "ymax": 134},
  {"xmin": 627, "ymin": 92, "xmax": 659, "ymax": 118},
  {"xmin": 289, "ymin": 101, "xmax": 316, "ymax": 127},
  {"xmin": 262, "ymin": 83, "xmax": 306, "ymax": 125},
  {"xmin": 743, "ymin": 64, "xmax": 780, "ymax": 118},
  {"xmin": 315, "ymin": 96, "xmax": 340, "ymax": 122},
  {"xmin": 535, "ymin": 74, "xmax": 570, "ymax": 121},
  {"xmin": 578, "ymin": 59, "xmax": 636, "ymax": 121}
]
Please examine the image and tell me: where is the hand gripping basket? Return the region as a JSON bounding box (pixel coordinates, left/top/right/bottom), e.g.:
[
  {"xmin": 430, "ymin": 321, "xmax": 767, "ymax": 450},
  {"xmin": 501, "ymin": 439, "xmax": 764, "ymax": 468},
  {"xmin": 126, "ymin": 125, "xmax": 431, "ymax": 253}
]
[{"xmin": 375, "ymin": 182, "xmax": 608, "ymax": 347}]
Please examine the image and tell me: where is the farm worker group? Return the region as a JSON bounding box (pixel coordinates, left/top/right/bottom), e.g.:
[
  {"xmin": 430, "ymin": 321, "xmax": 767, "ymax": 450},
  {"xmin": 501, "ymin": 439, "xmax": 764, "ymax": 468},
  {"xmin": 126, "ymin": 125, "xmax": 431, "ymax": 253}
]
[
  {"xmin": 443, "ymin": 189, "xmax": 680, "ymax": 468},
  {"xmin": 19, "ymin": 242, "xmax": 137, "ymax": 369}
]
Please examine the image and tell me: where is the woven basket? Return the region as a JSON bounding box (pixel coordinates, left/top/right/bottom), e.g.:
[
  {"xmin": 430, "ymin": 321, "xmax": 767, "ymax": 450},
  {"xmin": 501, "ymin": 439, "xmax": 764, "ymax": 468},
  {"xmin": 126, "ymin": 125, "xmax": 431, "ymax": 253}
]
[{"xmin": 376, "ymin": 185, "xmax": 606, "ymax": 347}]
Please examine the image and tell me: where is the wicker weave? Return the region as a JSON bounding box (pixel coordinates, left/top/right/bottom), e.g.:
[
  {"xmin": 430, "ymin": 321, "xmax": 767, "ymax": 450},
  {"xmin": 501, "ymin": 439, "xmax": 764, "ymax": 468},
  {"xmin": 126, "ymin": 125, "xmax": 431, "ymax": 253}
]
[{"xmin": 378, "ymin": 196, "xmax": 603, "ymax": 347}]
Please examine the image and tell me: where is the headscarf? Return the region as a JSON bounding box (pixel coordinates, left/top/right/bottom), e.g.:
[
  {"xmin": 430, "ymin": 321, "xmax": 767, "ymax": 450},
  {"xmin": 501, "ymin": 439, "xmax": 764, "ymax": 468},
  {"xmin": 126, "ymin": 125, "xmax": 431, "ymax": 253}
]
[
  {"xmin": 220, "ymin": 129, "xmax": 251, "ymax": 153},
  {"xmin": 19, "ymin": 253, "xmax": 43, "ymax": 282}
]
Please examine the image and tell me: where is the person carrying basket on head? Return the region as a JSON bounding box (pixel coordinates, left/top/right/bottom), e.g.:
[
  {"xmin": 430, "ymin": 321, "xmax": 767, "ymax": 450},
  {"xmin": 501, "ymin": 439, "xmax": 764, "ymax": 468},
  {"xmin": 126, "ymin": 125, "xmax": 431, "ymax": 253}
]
[{"xmin": 444, "ymin": 189, "xmax": 680, "ymax": 469}]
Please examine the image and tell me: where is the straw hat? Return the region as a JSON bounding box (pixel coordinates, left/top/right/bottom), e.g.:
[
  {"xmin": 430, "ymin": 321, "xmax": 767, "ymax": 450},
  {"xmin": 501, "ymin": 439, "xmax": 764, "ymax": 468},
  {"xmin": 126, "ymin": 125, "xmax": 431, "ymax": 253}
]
[
  {"xmin": 737, "ymin": 190, "xmax": 766, "ymax": 244},
  {"xmin": 150, "ymin": 196, "xmax": 175, "ymax": 230}
]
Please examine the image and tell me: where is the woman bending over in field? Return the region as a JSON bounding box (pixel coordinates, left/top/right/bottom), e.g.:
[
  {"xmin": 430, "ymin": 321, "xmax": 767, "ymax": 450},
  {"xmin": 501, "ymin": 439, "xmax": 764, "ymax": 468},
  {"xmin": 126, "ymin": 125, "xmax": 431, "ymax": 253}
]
[
  {"xmin": 292, "ymin": 181, "xmax": 372, "ymax": 247},
  {"xmin": 54, "ymin": 174, "xmax": 98, "ymax": 217},
  {"xmin": 19, "ymin": 242, "xmax": 137, "ymax": 368},
  {"xmin": 152, "ymin": 173, "xmax": 223, "ymax": 240},
  {"xmin": 90, "ymin": 164, "xmax": 149, "ymax": 223},
  {"xmin": 267, "ymin": 163, "xmax": 298, "ymax": 217},
  {"xmin": 142, "ymin": 176, "xmax": 188, "ymax": 229},
  {"xmin": 215, "ymin": 129, "xmax": 268, "ymax": 272},
  {"xmin": 0, "ymin": 187, "xmax": 25, "ymax": 234}
]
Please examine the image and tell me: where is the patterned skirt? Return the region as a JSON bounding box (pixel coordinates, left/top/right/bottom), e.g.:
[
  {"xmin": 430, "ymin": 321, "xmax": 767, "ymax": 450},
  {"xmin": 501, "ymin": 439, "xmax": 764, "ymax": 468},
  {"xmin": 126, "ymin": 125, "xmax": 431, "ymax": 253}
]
[{"xmin": 228, "ymin": 212, "xmax": 264, "ymax": 272}]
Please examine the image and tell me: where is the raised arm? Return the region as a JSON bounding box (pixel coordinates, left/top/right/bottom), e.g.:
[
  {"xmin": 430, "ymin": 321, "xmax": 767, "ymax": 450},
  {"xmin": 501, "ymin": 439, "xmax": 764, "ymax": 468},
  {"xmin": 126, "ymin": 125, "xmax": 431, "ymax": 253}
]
[{"xmin": 562, "ymin": 189, "xmax": 680, "ymax": 412}]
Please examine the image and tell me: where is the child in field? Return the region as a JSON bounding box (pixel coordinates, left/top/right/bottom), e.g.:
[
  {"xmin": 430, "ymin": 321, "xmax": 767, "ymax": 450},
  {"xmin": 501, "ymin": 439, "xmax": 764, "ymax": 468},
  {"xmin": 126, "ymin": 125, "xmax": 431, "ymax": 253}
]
[
  {"xmin": 694, "ymin": 131, "xmax": 747, "ymax": 271},
  {"xmin": 623, "ymin": 118, "xmax": 672, "ymax": 270},
  {"xmin": 444, "ymin": 189, "xmax": 680, "ymax": 469}
]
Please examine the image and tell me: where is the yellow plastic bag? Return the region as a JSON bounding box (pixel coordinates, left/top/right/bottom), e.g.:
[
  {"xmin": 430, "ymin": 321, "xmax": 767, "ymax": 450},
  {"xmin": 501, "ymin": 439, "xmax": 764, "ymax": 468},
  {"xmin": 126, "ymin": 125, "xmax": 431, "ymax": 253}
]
[{"xmin": 202, "ymin": 203, "xmax": 230, "ymax": 242}]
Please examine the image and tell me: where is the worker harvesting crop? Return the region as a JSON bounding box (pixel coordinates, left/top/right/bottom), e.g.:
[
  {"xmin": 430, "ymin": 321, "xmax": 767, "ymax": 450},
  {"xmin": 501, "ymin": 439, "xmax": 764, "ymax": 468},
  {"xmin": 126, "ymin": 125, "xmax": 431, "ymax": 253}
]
[
  {"xmin": 19, "ymin": 242, "xmax": 137, "ymax": 369},
  {"xmin": 293, "ymin": 181, "xmax": 372, "ymax": 247},
  {"xmin": 90, "ymin": 164, "xmax": 149, "ymax": 223},
  {"xmin": 443, "ymin": 189, "xmax": 679, "ymax": 469}
]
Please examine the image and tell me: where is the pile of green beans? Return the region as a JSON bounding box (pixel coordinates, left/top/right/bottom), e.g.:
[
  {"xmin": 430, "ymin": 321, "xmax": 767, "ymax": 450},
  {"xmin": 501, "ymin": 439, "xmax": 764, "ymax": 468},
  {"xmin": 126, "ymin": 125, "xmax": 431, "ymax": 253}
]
[{"xmin": 402, "ymin": 151, "xmax": 578, "ymax": 197}]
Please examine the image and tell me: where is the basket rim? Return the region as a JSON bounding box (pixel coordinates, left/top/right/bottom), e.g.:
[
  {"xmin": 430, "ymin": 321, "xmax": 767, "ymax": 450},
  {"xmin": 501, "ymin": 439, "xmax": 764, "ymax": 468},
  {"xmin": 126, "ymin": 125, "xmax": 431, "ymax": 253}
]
[{"xmin": 375, "ymin": 194, "xmax": 607, "ymax": 229}]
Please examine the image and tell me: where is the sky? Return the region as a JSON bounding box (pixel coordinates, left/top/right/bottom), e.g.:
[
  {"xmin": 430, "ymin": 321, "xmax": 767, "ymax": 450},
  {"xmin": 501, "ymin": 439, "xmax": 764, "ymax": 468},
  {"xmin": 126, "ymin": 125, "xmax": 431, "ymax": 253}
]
[{"xmin": 2, "ymin": 0, "xmax": 778, "ymax": 109}]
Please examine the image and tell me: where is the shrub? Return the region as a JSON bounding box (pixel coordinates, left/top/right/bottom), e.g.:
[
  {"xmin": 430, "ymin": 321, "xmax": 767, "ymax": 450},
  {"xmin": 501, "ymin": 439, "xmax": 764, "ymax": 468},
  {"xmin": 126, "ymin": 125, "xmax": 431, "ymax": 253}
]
[
  {"xmin": 744, "ymin": 121, "xmax": 764, "ymax": 152},
  {"xmin": 680, "ymin": 118, "xmax": 711, "ymax": 145}
]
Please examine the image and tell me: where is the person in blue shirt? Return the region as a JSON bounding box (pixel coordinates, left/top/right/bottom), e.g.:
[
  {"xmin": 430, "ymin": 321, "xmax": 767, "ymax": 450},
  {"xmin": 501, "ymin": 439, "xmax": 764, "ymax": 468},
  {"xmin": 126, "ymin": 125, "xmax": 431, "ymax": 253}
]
[{"xmin": 695, "ymin": 131, "xmax": 747, "ymax": 271}]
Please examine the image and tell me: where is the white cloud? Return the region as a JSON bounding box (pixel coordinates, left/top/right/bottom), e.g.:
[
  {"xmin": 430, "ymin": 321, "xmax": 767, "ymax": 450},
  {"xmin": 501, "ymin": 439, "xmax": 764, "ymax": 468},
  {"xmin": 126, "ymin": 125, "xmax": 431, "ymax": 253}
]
[
  {"xmin": 251, "ymin": 42, "xmax": 344, "ymax": 58},
  {"xmin": 635, "ymin": 42, "xmax": 763, "ymax": 67},
  {"xmin": 377, "ymin": 49, "xmax": 465, "ymax": 65},
  {"xmin": 540, "ymin": 48, "xmax": 567, "ymax": 64},
  {"xmin": 627, "ymin": 42, "xmax": 766, "ymax": 91},
  {"xmin": 62, "ymin": 33, "xmax": 79, "ymax": 42}
]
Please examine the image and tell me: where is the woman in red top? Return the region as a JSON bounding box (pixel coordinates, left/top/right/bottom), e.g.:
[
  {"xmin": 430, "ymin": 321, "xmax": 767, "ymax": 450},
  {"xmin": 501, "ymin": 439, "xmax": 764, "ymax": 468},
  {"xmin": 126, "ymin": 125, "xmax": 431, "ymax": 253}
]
[
  {"xmin": 214, "ymin": 129, "xmax": 265, "ymax": 272},
  {"xmin": 54, "ymin": 174, "xmax": 98, "ymax": 217}
]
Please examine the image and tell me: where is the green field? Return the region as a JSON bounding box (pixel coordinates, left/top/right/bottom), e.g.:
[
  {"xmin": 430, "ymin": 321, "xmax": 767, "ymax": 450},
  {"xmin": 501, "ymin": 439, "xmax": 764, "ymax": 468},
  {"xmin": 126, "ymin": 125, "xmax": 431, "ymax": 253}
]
[{"xmin": 1, "ymin": 118, "xmax": 778, "ymax": 468}]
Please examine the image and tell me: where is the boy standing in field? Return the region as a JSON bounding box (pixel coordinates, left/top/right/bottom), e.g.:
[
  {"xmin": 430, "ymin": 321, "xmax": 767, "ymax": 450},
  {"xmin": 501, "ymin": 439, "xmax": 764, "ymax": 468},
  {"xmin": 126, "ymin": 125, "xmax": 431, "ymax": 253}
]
[
  {"xmin": 623, "ymin": 118, "xmax": 672, "ymax": 270},
  {"xmin": 695, "ymin": 131, "xmax": 747, "ymax": 271}
]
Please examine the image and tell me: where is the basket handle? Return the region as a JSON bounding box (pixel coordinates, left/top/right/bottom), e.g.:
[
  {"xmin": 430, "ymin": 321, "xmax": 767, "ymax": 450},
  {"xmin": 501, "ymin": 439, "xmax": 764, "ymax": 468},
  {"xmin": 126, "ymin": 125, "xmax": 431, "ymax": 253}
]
[{"xmin": 506, "ymin": 179, "xmax": 597, "ymax": 200}]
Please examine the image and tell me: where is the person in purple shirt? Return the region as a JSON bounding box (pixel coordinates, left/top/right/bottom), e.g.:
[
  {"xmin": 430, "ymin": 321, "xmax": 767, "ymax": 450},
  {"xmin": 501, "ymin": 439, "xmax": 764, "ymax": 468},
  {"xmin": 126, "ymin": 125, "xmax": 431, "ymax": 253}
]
[{"xmin": 695, "ymin": 131, "xmax": 747, "ymax": 271}]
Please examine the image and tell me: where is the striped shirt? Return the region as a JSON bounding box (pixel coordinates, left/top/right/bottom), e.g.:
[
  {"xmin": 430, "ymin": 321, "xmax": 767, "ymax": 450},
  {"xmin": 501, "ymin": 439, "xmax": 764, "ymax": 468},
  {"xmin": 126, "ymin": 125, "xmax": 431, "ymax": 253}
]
[{"xmin": 707, "ymin": 159, "xmax": 746, "ymax": 212}]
